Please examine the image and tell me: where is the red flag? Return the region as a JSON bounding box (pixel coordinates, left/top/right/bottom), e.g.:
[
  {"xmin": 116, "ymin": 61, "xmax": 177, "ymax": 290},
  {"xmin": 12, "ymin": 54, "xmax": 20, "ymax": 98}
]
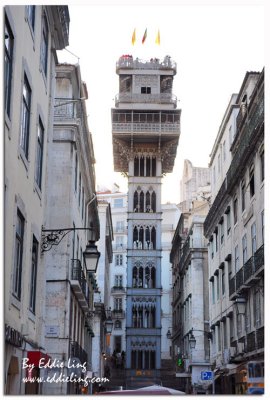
[{"xmin": 142, "ymin": 28, "xmax": 147, "ymax": 44}]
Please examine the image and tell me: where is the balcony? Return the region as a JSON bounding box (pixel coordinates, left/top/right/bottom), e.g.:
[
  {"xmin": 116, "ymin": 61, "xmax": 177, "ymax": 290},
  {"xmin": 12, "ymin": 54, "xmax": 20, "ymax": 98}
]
[
  {"xmin": 112, "ymin": 309, "xmax": 125, "ymax": 319},
  {"xmin": 113, "ymin": 244, "xmax": 126, "ymax": 251},
  {"xmin": 70, "ymin": 259, "xmax": 89, "ymax": 311},
  {"xmin": 246, "ymin": 328, "xmax": 264, "ymax": 353},
  {"xmin": 70, "ymin": 341, "xmax": 88, "ymax": 365},
  {"xmin": 111, "ymin": 286, "xmax": 126, "ymax": 294},
  {"xmin": 114, "ymin": 93, "xmax": 178, "ymax": 108},
  {"xmin": 226, "ymin": 89, "xmax": 264, "ymax": 194},
  {"xmin": 229, "ymin": 245, "xmax": 264, "ymax": 300},
  {"xmin": 254, "ymin": 245, "xmax": 264, "ymax": 273},
  {"xmin": 116, "ymin": 55, "xmax": 177, "ymax": 73}
]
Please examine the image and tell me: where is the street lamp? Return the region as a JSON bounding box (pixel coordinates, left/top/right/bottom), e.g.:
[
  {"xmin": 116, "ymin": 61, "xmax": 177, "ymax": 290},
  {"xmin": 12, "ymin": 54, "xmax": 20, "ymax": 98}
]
[
  {"xmin": 234, "ymin": 297, "xmax": 247, "ymax": 315},
  {"xmin": 104, "ymin": 309, "xmax": 113, "ymax": 334},
  {"xmin": 166, "ymin": 329, "xmax": 172, "ymax": 339},
  {"xmin": 189, "ymin": 332, "xmax": 196, "ymax": 349},
  {"xmin": 83, "ymin": 240, "xmax": 100, "ymax": 274}
]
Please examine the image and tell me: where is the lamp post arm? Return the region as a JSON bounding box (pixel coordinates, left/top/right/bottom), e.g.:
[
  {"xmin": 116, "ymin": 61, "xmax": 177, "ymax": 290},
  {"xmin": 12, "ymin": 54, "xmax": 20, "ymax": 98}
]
[{"xmin": 41, "ymin": 227, "xmax": 91, "ymax": 253}]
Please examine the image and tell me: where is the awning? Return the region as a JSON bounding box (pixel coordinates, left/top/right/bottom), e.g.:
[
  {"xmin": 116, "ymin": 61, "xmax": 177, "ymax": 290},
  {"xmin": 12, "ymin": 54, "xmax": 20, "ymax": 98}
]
[{"xmin": 27, "ymin": 351, "xmax": 50, "ymax": 367}]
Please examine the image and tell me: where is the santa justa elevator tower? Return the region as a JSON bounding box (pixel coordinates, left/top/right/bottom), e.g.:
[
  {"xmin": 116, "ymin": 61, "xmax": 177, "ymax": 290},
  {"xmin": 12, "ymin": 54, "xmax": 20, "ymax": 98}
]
[{"xmin": 112, "ymin": 54, "xmax": 181, "ymax": 386}]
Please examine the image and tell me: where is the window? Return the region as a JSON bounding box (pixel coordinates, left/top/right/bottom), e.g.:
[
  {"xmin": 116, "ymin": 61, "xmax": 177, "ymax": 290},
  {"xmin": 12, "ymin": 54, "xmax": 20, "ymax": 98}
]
[
  {"xmin": 210, "ymin": 238, "xmax": 214, "ymax": 259},
  {"xmin": 241, "ymin": 180, "xmax": 245, "ymax": 212},
  {"xmin": 35, "ymin": 118, "xmax": 44, "ymax": 189},
  {"xmin": 40, "ymin": 13, "xmax": 49, "ymax": 76},
  {"xmin": 220, "ymin": 219, "xmax": 224, "ymax": 245},
  {"xmin": 13, "ymin": 210, "xmax": 25, "ymax": 300},
  {"xmin": 254, "ymin": 288, "xmax": 262, "ymax": 328},
  {"xmin": 74, "ymin": 153, "xmax": 78, "ymax": 192},
  {"xmin": 115, "ymin": 254, "xmax": 123, "ymax": 266},
  {"xmin": 237, "ymin": 313, "xmax": 242, "ymax": 336},
  {"xmin": 249, "ymin": 165, "xmax": 255, "ymax": 198},
  {"xmin": 114, "ymin": 298, "xmax": 122, "ymax": 311},
  {"xmin": 213, "ymin": 166, "xmax": 216, "ymax": 186},
  {"xmin": 234, "ymin": 245, "xmax": 239, "ymax": 273},
  {"xmin": 260, "ymin": 149, "xmax": 264, "ymax": 182},
  {"xmin": 226, "ymin": 207, "xmax": 231, "ymax": 234},
  {"xmin": 223, "ymin": 320, "xmax": 227, "ymax": 348},
  {"xmin": 26, "ymin": 5, "xmax": 35, "ymax": 31},
  {"xmin": 261, "ymin": 210, "xmax": 264, "ymax": 243},
  {"xmin": 215, "ymin": 230, "xmax": 218, "ymax": 252},
  {"xmin": 20, "ymin": 74, "xmax": 32, "ymax": 158},
  {"xmin": 4, "ymin": 15, "xmax": 14, "ymax": 118},
  {"xmin": 233, "ymin": 197, "xmax": 238, "ymax": 225},
  {"xmin": 221, "ymin": 269, "xmax": 225, "ymax": 295},
  {"xmin": 29, "ymin": 236, "xmax": 38, "ymax": 313},
  {"xmin": 114, "ymin": 275, "xmax": 123, "ymax": 287},
  {"xmin": 114, "ymin": 198, "xmax": 123, "ymax": 208},
  {"xmin": 116, "ymin": 221, "xmax": 124, "ymax": 232},
  {"xmin": 216, "ymin": 274, "xmax": 220, "ymax": 300},
  {"xmin": 211, "ymin": 280, "xmax": 215, "ymax": 304},
  {"xmin": 242, "ymin": 234, "xmax": 247, "ymax": 264},
  {"xmin": 141, "ymin": 87, "xmax": 151, "ymax": 94},
  {"xmin": 251, "ymin": 222, "xmax": 257, "ymax": 255}
]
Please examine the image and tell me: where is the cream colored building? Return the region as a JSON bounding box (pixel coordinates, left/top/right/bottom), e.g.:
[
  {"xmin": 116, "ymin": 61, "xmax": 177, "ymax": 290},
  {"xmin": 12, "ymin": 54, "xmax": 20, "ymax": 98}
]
[
  {"xmin": 204, "ymin": 70, "xmax": 264, "ymax": 394},
  {"xmin": 4, "ymin": 6, "xmax": 69, "ymax": 395},
  {"xmin": 42, "ymin": 63, "xmax": 100, "ymax": 395}
]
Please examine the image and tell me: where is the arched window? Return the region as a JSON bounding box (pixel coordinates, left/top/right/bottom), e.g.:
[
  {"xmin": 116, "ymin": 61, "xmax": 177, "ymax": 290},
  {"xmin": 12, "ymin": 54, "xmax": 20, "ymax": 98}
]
[
  {"xmin": 133, "ymin": 191, "xmax": 138, "ymax": 212},
  {"xmin": 139, "ymin": 191, "xmax": 144, "ymax": 212},
  {"xmin": 139, "ymin": 226, "xmax": 144, "ymax": 248},
  {"xmin": 133, "ymin": 226, "xmax": 139, "ymax": 246},
  {"xmin": 152, "ymin": 157, "xmax": 156, "ymax": 176},
  {"xmin": 146, "ymin": 156, "xmax": 151, "ymax": 176},
  {"xmin": 140, "ymin": 156, "xmax": 144, "ymax": 177},
  {"xmin": 145, "ymin": 226, "xmax": 151, "ymax": 249},
  {"xmin": 134, "ymin": 157, "xmax": 139, "ymax": 176},
  {"xmin": 146, "ymin": 191, "xmax": 151, "ymax": 212},
  {"xmin": 115, "ymin": 320, "xmax": 122, "ymax": 329},
  {"xmin": 151, "ymin": 227, "xmax": 156, "ymax": 249},
  {"xmin": 132, "ymin": 267, "xmax": 138, "ymax": 287},
  {"xmin": 151, "ymin": 191, "xmax": 156, "ymax": 212}
]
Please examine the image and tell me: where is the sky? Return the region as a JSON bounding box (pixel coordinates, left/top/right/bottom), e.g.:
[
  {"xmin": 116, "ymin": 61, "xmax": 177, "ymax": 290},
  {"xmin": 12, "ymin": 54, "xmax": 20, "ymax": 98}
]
[{"xmin": 56, "ymin": 2, "xmax": 265, "ymax": 204}]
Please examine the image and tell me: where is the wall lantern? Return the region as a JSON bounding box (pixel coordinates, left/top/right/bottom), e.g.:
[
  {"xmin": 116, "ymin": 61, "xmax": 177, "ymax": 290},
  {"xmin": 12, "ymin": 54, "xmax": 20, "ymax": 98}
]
[{"xmin": 83, "ymin": 240, "xmax": 100, "ymax": 274}]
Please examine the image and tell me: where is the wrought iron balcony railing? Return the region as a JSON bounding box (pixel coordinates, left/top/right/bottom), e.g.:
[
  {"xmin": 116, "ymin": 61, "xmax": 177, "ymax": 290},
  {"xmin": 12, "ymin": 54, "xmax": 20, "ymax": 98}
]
[{"xmin": 70, "ymin": 259, "xmax": 89, "ymax": 307}]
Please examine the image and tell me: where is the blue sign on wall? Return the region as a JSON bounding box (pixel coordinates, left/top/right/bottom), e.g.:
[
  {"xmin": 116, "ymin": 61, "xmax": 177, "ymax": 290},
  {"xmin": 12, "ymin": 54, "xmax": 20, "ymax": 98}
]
[{"xmin": 201, "ymin": 371, "xmax": 213, "ymax": 380}]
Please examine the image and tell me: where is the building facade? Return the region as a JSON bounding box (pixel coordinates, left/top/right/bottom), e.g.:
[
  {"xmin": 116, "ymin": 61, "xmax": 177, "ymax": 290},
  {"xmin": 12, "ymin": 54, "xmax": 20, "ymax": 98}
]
[
  {"xmin": 171, "ymin": 200, "xmax": 210, "ymax": 394},
  {"xmin": 43, "ymin": 63, "xmax": 100, "ymax": 395},
  {"xmin": 4, "ymin": 6, "xmax": 69, "ymax": 394},
  {"xmin": 204, "ymin": 70, "xmax": 264, "ymax": 394},
  {"xmin": 92, "ymin": 200, "xmax": 113, "ymax": 384},
  {"xmin": 179, "ymin": 159, "xmax": 210, "ymax": 212},
  {"xmin": 111, "ymin": 54, "xmax": 181, "ymax": 387}
]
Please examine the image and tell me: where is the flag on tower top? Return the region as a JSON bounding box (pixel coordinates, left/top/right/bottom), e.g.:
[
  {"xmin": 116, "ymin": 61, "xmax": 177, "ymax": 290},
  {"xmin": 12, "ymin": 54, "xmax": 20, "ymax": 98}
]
[
  {"xmin": 132, "ymin": 28, "xmax": 136, "ymax": 45},
  {"xmin": 142, "ymin": 28, "xmax": 147, "ymax": 44},
  {"xmin": 155, "ymin": 29, "xmax": 160, "ymax": 45}
]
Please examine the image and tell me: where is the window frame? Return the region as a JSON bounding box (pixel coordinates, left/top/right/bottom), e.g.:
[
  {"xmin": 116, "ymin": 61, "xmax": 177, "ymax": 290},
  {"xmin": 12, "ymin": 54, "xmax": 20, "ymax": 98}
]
[
  {"xmin": 40, "ymin": 12, "xmax": 49, "ymax": 77},
  {"xmin": 29, "ymin": 236, "xmax": 38, "ymax": 314},
  {"xmin": 13, "ymin": 210, "xmax": 25, "ymax": 300},
  {"xmin": 4, "ymin": 15, "xmax": 14, "ymax": 118},
  {"xmin": 35, "ymin": 117, "xmax": 44, "ymax": 190},
  {"xmin": 20, "ymin": 73, "xmax": 32, "ymax": 159}
]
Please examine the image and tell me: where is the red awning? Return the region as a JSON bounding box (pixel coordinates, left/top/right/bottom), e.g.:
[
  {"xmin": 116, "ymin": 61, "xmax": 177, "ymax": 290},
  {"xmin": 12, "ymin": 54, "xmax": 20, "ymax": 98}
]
[{"xmin": 27, "ymin": 351, "xmax": 50, "ymax": 367}]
